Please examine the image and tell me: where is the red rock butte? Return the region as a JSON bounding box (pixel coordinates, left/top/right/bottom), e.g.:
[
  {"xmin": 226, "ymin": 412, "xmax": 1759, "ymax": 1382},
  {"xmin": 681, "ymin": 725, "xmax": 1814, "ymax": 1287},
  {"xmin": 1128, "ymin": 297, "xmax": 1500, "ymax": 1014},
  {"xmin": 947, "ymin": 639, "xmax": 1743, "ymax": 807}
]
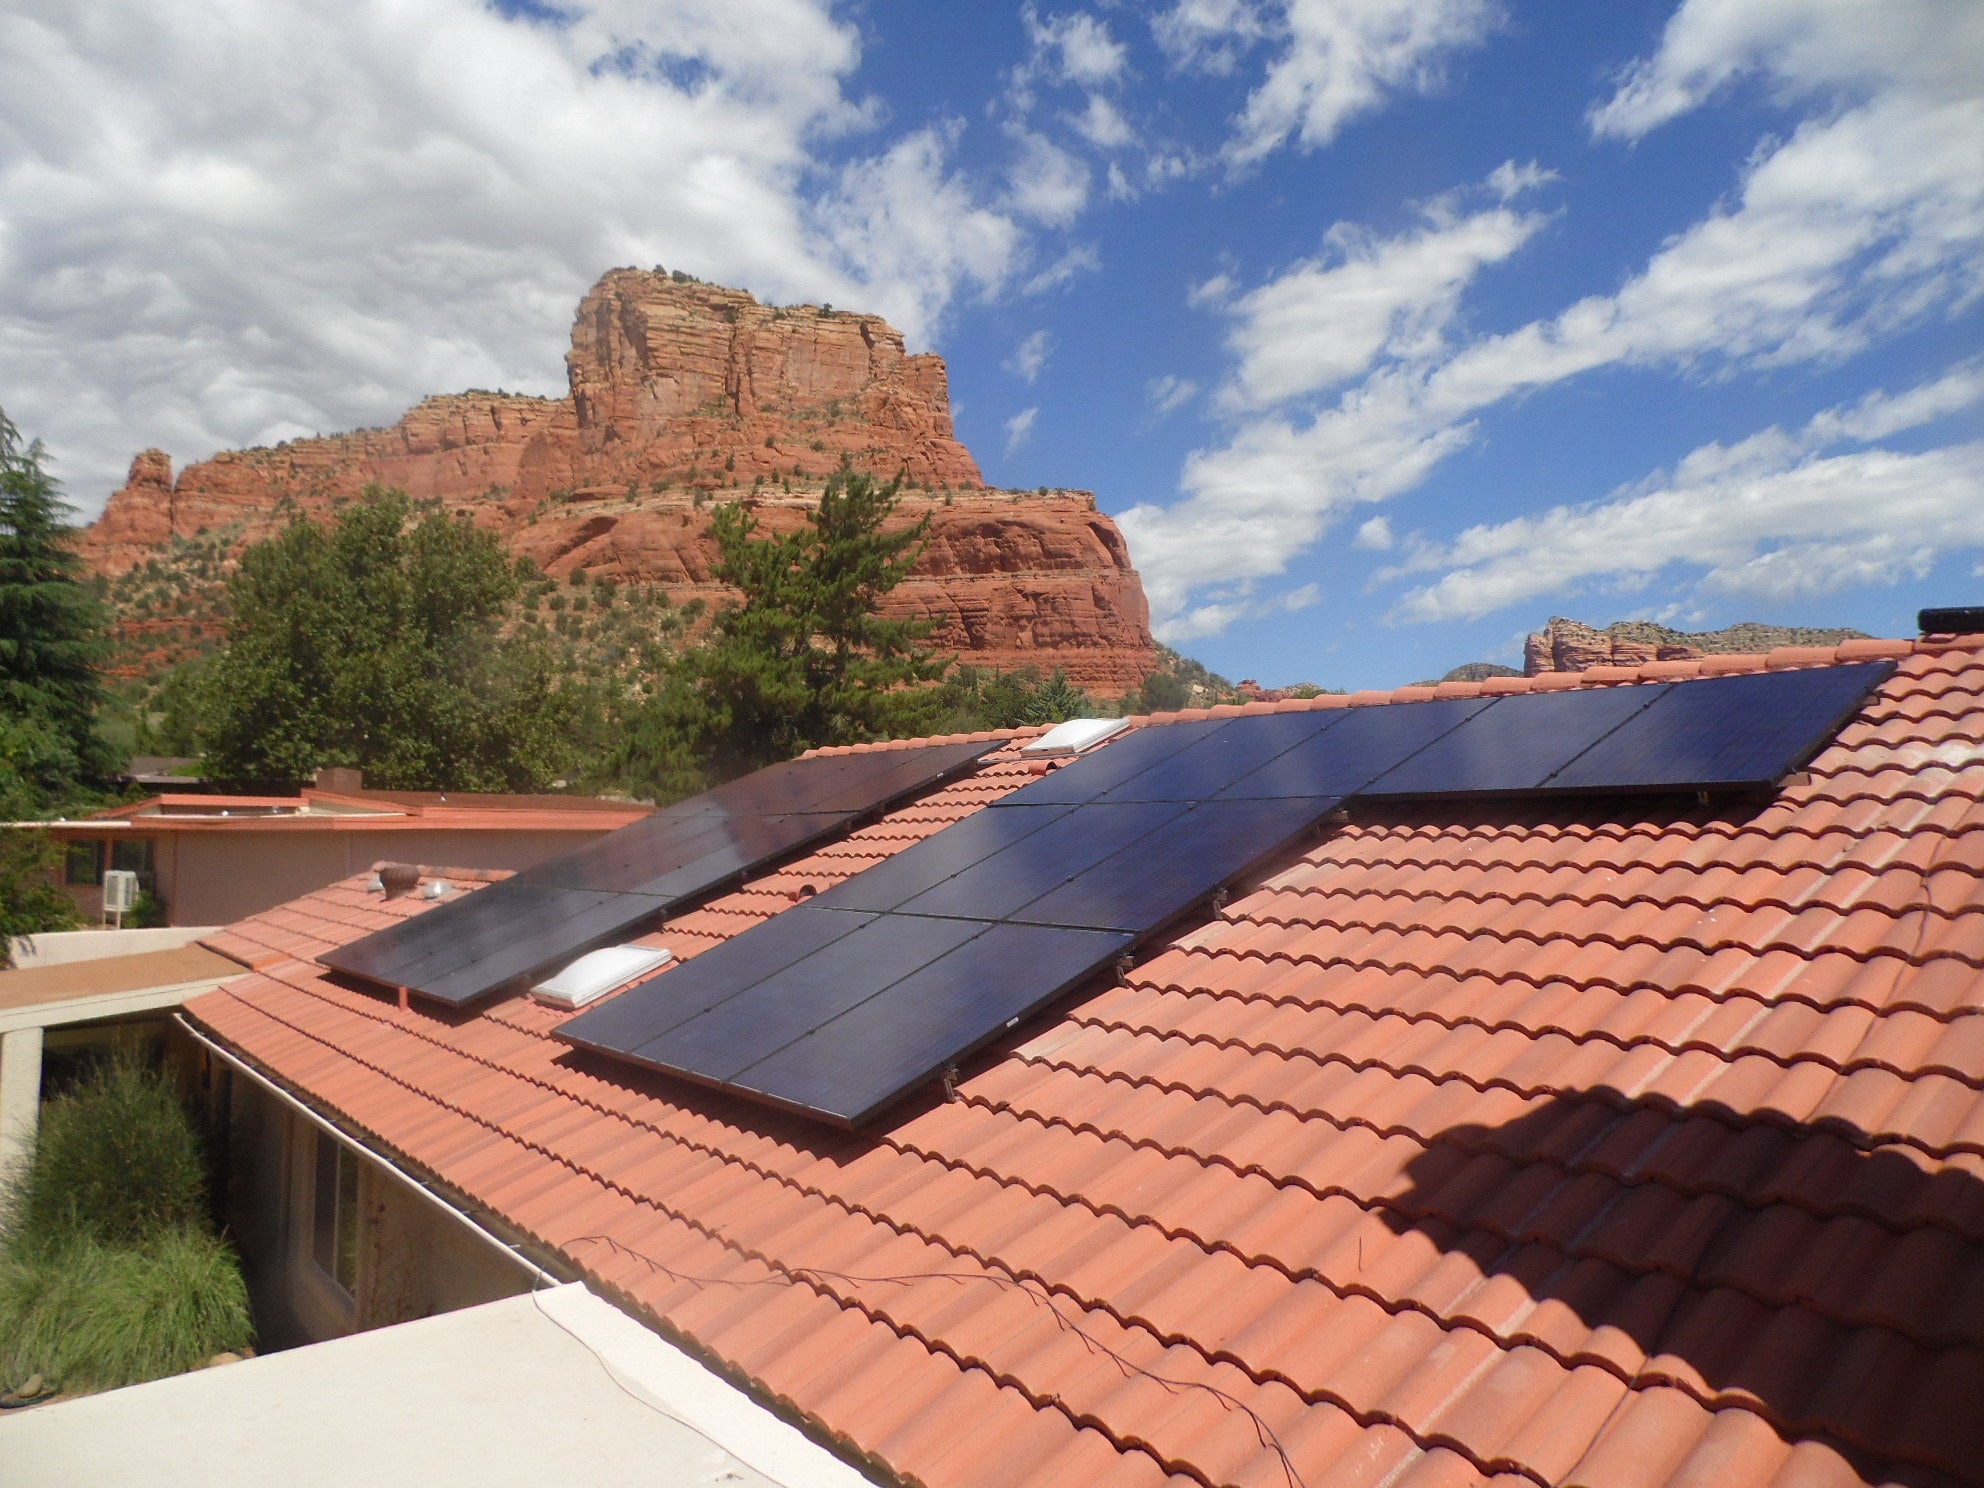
[{"xmin": 79, "ymin": 268, "xmax": 1157, "ymax": 694}]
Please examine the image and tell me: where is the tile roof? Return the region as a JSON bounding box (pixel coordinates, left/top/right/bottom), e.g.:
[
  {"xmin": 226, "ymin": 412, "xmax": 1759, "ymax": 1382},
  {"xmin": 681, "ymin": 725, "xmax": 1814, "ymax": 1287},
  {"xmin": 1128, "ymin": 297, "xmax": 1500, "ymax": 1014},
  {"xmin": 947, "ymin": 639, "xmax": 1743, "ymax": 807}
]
[{"xmin": 184, "ymin": 638, "xmax": 1984, "ymax": 1488}]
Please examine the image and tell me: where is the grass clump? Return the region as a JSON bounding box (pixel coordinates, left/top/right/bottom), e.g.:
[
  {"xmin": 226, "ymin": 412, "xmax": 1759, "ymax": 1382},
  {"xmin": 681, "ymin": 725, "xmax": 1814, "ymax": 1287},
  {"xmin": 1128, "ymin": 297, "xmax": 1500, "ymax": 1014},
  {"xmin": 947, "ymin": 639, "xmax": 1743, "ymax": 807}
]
[
  {"xmin": 0, "ymin": 1050, "xmax": 253, "ymax": 1395},
  {"xmin": 0, "ymin": 1230, "xmax": 251, "ymax": 1392}
]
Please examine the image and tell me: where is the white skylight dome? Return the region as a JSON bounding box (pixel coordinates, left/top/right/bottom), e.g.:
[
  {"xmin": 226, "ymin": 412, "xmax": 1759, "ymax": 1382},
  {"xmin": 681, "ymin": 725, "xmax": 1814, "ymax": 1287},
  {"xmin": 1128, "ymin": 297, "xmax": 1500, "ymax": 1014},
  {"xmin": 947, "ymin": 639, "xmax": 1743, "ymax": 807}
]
[
  {"xmin": 531, "ymin": 945, "xmax": 673, "ymax": 1010},
  {"xmin": 1021, "ymin": 717, "xmax": 1131, "ymax": 756}
]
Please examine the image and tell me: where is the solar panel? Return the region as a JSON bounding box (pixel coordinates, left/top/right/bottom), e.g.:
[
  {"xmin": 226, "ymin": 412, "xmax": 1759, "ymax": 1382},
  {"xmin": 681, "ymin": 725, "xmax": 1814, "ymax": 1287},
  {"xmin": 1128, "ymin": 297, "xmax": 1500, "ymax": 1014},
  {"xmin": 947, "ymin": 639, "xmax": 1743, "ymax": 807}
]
[
  {"xmin": 996, "ymin": 717, "xmax": 1228, "ymax": 805},
  {"xmin": 560, "ymin": 662, "xmax": 1893, "ymax": 1130},
  {"xmin": 564, "ymin": 918, "xmax": 1136, "ymax": 1127},
  {"xmin": 1010, "ymin": 795, "xmax": 1341, "ymax": 932},
  {"xmin": 809, "ymin": 803, "xmax": 1079, "ymax": 913},
  {"xmin": 321, "ymin": 739, "xmax": 996, "ymax": 1005},
  {"xmin": 1092, "ymin": 710, "xmax": 1340, "ymax": 803},
  {"xmin": 551, "ymin": 904, "xmax": 872, "ymax": 1055},
  {"xmin": 893, "ymin": 801, "xmax": 1192, "ymax": 923},
  {"xmin": 1359, "ymin": 684, "xmax": 1671, "ymax": 798},
  {"xmin": 1540, "ymin": 661, "xmax": 1892, "ymax": 793},
  {"xmin": 619, "ymin": 911, "xmax": 986, "ymax": 1082},
  {"xmin": 1217, "ymin": 695, "xmax": 1495, "ymax": 800}
]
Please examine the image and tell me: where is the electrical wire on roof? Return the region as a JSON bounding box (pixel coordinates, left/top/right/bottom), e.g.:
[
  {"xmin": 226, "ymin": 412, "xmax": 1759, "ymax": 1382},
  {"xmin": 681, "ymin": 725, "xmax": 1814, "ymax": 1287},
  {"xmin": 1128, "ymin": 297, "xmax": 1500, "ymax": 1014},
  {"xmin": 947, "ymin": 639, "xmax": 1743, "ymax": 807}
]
[
  {"xmin": 566, "ymin": 1232, "xmax": 1312, "ymax": 1488},
  {"xmin": 522, "ymin": 1280, "xmax": 815, "ymax": 1488}
]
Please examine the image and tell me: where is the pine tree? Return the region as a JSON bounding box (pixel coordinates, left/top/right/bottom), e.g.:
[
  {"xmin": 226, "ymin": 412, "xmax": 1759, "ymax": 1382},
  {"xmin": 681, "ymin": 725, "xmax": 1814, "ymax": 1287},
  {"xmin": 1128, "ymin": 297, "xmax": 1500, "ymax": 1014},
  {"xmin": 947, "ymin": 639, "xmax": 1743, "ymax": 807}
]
[
  {"xmin": 687, "ymin": 468, "xmax": 943, "ymax": 776},
  {"xmin": 0, "ymin": 408, "xmax": 112, "ymax": 803}
]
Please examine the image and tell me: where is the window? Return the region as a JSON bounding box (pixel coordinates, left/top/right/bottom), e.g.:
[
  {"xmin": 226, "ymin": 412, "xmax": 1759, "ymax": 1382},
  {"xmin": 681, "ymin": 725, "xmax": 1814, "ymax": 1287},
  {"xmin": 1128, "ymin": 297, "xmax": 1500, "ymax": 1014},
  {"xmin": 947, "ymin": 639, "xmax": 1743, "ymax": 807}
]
[
  {"xmin": 64, "ymin": 842, "xmax": 101, "ymax": 886},
  {"xmin": 311, "ymin": 1131, "xmax": 360, "ymax": 1296},
  {"xmin": 110, "ymin": 838, "xmax": 156, "ymax": 888}
]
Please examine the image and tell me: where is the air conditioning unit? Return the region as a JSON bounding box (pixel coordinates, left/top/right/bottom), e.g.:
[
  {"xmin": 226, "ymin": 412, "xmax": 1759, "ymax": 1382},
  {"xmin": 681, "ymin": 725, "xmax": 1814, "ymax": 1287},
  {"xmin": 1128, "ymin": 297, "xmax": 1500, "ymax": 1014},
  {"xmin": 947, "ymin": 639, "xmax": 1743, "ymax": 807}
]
[{"xmin": 102, "ymin": 869, "xmax": 140, "ymax": 914}]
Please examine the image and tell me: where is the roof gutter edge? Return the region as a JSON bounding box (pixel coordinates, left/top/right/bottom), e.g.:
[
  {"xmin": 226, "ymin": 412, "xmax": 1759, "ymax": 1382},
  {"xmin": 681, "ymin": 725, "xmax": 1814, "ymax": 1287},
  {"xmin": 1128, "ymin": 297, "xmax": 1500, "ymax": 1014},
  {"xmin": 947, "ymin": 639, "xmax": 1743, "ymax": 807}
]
[{"xmin": 174, "ymin": 1014, "xmax": 560, "ymax": 1288}]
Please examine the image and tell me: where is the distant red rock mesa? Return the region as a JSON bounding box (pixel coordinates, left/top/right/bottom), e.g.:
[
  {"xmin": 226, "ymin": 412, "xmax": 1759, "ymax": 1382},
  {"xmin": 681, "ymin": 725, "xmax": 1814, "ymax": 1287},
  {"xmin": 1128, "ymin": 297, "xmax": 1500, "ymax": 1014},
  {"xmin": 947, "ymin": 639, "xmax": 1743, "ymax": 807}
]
[
  {"xmin": 1523, "ymin": 616, "xmax": 1871, "ymax": 675},
  {"xmin": 79, "ymin": 268, "xmax": 1157, "ymax": 694}
]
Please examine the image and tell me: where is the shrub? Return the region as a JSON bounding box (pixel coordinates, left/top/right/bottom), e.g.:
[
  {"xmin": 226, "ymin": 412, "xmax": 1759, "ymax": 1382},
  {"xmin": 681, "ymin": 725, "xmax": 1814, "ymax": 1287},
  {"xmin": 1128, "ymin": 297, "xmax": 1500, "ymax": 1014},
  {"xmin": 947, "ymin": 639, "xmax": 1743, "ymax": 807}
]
[
  {"xmin": 7, "ymin": 1051, "xmax": 206, "ymax": 1248},
  {"xmin": 0, "ymin": 1050, "xmax": 253, "ymax": 1394},
  {"xmin": 0, "ymin": 1230, "xmax": 251, "ymax": 1391}
]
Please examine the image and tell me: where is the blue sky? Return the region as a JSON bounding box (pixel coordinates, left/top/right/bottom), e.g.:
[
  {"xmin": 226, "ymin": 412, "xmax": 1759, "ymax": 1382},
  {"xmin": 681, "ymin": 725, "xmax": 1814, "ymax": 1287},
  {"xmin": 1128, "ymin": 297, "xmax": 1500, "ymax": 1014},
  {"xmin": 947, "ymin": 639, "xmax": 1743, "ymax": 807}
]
[{"xmin": 4, "ymin": 0, "xmax": 1980, "ymax": 689}]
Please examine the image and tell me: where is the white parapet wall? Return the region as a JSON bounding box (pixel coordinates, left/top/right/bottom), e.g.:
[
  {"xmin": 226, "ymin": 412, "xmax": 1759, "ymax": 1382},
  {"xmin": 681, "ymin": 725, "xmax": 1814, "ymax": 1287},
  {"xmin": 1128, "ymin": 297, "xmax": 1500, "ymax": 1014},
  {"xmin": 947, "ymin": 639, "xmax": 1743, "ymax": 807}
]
[{"xmin": 7, "ymin": 926, "xmax": 222, "ymax": 968}]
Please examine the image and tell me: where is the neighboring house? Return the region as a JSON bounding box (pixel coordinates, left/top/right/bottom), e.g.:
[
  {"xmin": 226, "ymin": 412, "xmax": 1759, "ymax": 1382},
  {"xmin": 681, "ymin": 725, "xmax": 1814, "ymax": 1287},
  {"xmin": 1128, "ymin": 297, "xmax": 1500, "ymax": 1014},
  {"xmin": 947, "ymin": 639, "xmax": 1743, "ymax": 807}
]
[
  {"xmin": 34, "ymin": 772, "xmax": 650, "ymax": 926},
  {"xmin": 171, "ymin": 634, "xmax": 1980, "ymax": 1487}
]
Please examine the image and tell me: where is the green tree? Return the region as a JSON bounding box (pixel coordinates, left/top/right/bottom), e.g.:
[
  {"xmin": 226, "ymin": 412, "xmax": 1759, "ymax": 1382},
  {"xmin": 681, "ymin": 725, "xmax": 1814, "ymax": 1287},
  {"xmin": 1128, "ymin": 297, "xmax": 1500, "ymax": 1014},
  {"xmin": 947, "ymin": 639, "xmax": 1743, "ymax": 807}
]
[
  {"xmin": 684, "ymin": 468, "xmax": 943, "ymax": 776},
  {"xmin": 0, "ymin": 408, "xmax": 113, "ymax": 802},
  {"xmin": 198, "ymin": 487, "xmax": 581, "ymax": 790}
]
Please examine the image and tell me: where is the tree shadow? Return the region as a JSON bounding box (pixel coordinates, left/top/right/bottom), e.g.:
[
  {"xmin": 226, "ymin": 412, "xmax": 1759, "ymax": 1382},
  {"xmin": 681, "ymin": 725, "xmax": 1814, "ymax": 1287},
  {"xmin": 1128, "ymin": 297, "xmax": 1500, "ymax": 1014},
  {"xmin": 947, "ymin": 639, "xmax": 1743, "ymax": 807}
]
[{"xmin": 1378, "ymin": 1084, "xmax": 1984, "ymax": 1481}]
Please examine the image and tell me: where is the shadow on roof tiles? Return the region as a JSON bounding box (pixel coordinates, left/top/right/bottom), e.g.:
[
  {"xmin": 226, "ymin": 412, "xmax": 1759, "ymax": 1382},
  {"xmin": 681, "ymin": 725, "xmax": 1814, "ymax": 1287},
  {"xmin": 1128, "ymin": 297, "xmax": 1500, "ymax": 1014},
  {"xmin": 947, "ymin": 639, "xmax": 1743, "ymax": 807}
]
[{"xmin": 1382, "ymin": 1089, "xmax": 1984, "ymax": 1480}]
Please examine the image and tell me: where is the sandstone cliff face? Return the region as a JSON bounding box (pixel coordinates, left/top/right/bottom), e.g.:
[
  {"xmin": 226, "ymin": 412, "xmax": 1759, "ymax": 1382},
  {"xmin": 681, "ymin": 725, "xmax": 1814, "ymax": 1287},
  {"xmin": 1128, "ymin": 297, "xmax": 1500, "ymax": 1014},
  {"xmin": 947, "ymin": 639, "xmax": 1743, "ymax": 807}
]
[
  {"xmin": 78, "ymin": 270, "xmax": 1155, "ymax": 693},
  {"xmin": 1523, "ymin": 616, "xmax": 1872, "ymax": 675},
  {"xmin": 1524, "ymin": 617, "xmax": 1702, "ymax": 675}
]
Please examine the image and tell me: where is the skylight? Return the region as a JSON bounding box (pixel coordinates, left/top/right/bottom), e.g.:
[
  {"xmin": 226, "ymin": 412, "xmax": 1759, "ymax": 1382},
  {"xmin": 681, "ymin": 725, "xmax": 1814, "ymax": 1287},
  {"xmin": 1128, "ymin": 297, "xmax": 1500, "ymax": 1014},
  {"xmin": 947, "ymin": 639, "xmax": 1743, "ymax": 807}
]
[{"xmin": 531, "ymin": 945, "xmax": 673, "ymax": 1010}]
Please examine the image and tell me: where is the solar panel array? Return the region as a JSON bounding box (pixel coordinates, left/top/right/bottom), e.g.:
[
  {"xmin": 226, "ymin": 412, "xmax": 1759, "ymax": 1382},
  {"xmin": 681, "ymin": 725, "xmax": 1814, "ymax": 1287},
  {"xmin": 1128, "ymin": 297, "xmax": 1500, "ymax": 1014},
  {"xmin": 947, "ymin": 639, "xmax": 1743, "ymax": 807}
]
[
  {"xmin": 560, "ymin": 661, "xmax": 1892, "ymax": 1127},
  {"xmin": 321, "ymin": 740, "xmax": 999, "ymax": 1005}
]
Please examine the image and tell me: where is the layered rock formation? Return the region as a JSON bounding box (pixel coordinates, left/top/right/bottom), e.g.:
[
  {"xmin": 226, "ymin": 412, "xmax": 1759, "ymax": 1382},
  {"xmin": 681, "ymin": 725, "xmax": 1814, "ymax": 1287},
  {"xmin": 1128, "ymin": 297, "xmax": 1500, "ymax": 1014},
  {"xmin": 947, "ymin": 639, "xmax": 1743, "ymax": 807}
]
[
  {"xmin": 1523, "ymin": 616, "xmax": 1872, "ymax": 675},
  {"xmin": 78, "ymin": 269, "xmax": 1155, "ymax": 693}
]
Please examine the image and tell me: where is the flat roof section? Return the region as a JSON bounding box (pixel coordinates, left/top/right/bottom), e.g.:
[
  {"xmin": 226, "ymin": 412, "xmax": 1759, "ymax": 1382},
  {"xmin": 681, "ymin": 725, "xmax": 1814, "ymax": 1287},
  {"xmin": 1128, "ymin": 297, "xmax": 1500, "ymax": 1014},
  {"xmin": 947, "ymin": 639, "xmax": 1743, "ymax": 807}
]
[{"xmin": 0, "ymin": 1283, "xmax": 880, "ymax": 1488}]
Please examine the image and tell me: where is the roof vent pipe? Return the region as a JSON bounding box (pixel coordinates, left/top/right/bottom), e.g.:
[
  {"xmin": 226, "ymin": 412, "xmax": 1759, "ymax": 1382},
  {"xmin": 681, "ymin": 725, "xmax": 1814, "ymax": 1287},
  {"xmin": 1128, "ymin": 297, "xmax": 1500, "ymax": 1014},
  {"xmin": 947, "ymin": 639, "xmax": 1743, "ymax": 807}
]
[
  {"xmin": 378, "ymin": 862, "xmax": 422, "ymax": 899},
  {"xmin": 1919, "ymin": 606, "xmax": 1984, "ymax": 636}
]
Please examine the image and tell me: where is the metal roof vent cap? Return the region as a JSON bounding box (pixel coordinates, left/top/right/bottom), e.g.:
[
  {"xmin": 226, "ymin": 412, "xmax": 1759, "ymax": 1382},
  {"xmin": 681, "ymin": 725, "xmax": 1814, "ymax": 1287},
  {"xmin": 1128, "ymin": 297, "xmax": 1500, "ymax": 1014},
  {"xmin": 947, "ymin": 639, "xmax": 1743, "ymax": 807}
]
[
  {"xmin": 362, "ymin": 873, "xmax": 384, "ymax": 893},
  {"xmin": 1920, "ymin": 606, "xmax": 1984, "ymax": 636},
  {"xmin": 531, "ymin": 945, "xmax": 674, "ymax": 1010},
  {"xmin": 1022, "ymin": 717, "xmax": 1132, "ymax": 757},
  {"xmin": 377, "ymin": 862, "xmax": 421, "ymax": 899}
]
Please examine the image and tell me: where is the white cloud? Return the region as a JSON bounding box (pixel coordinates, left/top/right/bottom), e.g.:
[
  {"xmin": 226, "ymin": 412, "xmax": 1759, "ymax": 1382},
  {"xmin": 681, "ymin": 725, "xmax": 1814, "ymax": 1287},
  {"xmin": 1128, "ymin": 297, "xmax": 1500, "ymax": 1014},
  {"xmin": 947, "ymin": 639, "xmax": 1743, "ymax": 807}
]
[
  {"xmin": 1005, "ymin": 405, "xmax": 1040, "ymax": 455},
  {"xmin": 0, "ymin": 0, "xmax": 1025, "ymax": 510},
  {"xmin": 1022, "ymin": 243, "xmax": 1101, "ymax": 296},
  {"xmin": 1187, "ymin": 270, "xmax": 1237, "ymax": 306},
  {"xmin": 1073, "ymin": 93, "xmax": 1137, "ymax": 151},
  {"xmin": 1217, "ymin": 170, "xmax": 1552, "ymax": 410},
  {"xmin": 1394, "ymin": 443, "xmax": 1983, "ymax": 620},
  {"xmin": 1024, "ymin": 7, "xmax": 1129, "ymax": 87},
  {"xmin": 1388, "ymin": 368, "xmax": 1984, "ymax": 620},
  {"xmin": 1007, "ymin": 329, "xmax": 1055, "ymax": 383},
  {"xmin": 1163, "ymin": 580, "xmax": 1323, "ymax": 642},
  {"xmin": 1004, "ymin": 129, "xmax": 1092, "ymax": 227},
  {"xmin": 1589, "ymin": 0, "xmax": 1984, "ymax": 140},
  {"xmin": 1221, "ymin": 0, "xmax": 1501, "ymax": 170},
  {"xmin": 1154, "ymin": 0, "xmax": 1270, "ymax": 77},
  {"xmin": 1127, "ymin": 4, "xmax": 1984, "ymax": 636},
  {"xmin": 1354, "ymin": 515, "xmax": 1394, "ymax": 550},
  {"xmin": 1147, "ymin": 375, "xmax": 1200, "ymax": 416}
]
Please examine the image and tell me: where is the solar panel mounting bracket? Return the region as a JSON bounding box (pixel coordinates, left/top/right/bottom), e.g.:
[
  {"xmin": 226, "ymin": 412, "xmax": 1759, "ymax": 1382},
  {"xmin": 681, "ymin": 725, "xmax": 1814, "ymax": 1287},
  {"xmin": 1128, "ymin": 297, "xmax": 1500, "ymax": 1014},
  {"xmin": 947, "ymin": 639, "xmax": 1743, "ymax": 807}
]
[{"xmin": 941, "ymin": 1066, "xmax": 962, "ymax": 1102}]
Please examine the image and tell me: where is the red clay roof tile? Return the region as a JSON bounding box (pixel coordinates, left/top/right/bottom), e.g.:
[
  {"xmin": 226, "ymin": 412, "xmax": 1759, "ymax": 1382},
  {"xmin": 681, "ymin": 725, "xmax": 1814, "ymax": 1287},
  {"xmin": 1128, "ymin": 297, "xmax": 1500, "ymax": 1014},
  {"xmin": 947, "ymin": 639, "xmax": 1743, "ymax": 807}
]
[{"xmin": 184, "ymin": 638, "xmax": 1984, "ymax": 1487}]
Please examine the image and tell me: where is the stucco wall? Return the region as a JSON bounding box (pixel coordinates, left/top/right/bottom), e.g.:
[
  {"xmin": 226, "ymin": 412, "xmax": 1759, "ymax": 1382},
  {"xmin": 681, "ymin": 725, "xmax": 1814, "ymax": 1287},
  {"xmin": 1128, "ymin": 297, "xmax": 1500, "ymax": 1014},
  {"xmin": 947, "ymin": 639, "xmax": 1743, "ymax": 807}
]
[
  {"xmin": 164, "ymin": 827, "xmax": 613, "ymax": 925},
  {"xmin": 224, "ymin": 1075, "xmax": 532, "ymax": 1351}
]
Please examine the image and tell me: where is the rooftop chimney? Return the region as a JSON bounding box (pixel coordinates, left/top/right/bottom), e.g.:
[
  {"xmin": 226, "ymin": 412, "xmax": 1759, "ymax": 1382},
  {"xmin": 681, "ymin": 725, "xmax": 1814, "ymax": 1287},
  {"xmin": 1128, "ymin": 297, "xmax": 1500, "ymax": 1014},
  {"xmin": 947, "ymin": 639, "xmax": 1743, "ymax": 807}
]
[{"xmin": 314, "ymin": 766, "xmax": 364, "ymax": 792}]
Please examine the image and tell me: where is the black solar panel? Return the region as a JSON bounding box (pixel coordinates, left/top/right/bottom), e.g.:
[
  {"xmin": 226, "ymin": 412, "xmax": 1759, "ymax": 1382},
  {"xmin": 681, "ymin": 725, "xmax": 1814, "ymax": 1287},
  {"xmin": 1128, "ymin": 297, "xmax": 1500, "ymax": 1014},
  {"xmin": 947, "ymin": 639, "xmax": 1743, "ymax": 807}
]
[
  {"xmin": 321, "ymin": 739, "xmax": 997, "ymax": 1005},
  {"xmin": 894, "ymin": 800, "xmax": 1191, "ymax": 923},
  {"xmin": 563, "ymin": 917, "xmax": 1136, "ymax": 1126},
  {"xmin": 996, "ymin": 718, "xmax": 1228, "ymax": 805},
  {"xmin": 559, "ymin": 662, "xmax": 1893, "ymax": 1130},
  {"xmin": 1540, "ymin": 661, "xmax": 1891, "ymax": 793},
  {"xmin": 621, "ymin": 911, "xmax": 986, "ymax": 1082},
  {"xmin": 1217, "ymin": 695, "xmax": 1495, "ymax": 800},
  {"xmin": 809, "ymin": 803, "xmax": 1079, "ymax": 913},
  {"xmin": 1359, "ymin": 684, "xmax": 1671, "ymax": 798},
  {"xmin": 1011, "ymin": 795, "xmax": 1341, "ymax": 932},
  {"xmin": 1093, "ymin": 710, "xmax": 1341, "ymax": 803}
]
